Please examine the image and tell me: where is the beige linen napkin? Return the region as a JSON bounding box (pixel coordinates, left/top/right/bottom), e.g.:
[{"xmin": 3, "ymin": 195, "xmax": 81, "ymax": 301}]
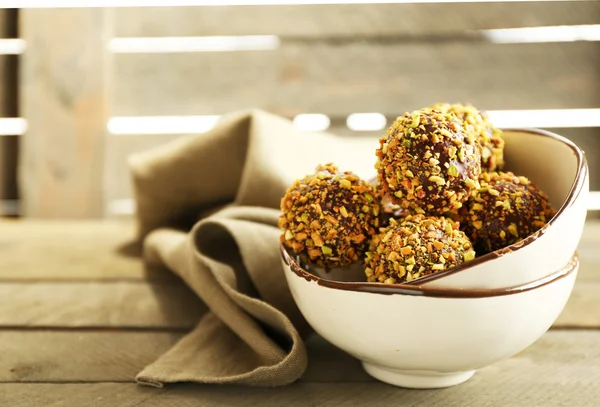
[{"xmin": 130, "ymin": 109, "xmax": 377, "ymax": 387}]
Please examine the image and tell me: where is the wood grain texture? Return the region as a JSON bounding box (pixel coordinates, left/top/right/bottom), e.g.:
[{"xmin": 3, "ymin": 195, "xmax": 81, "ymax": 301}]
[
  {"xmin": 0, "ymin": 249, "xmax": 596, "ymax": 329},
  {"xmin": 3, "ymin": 381, "xmax": 600, "ymax": 407},
  {"xmin": 0, "ymin": 282, "xmax": 205, "ymax": 329},
  {"xmin": 0, "ymin": 221, "xmax": 596, "ymax": 330},
  {"xmin": 113, "ymin": 42, "xmax": 600, "ymax": 117},
  {"xmin": 0, "ymin": 220, "xmax": 177, "ymax": 282},
  {"xmin": 1, "ymin": 332, "xmax": 600, "ymax": 407},
  {"xmin": 0, "ymin": 330, "xmax": 184, "ymax": 382},
  {"xmin": 19, "ymin": 9, "xmax": 111, "ymax": 218},
  {"xmin": 115, "ymin": 2, "xmax": 600, "ymax": 38},
  {"xmin": 0, "ymin": 218, "xmax": 596, "ymax": 328}
]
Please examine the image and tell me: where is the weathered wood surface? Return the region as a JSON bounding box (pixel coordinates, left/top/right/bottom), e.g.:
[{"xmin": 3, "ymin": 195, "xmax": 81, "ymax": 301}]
[
  {"xmin": 1, "ymin": 331, "xmax": 599, "ymax": 385},
  {"xmin": 115, "ymin": 2, "xmax": 600, "ymax": 38},
  {"xmin": 0, "ymin": 330, "xmax": 184, "ymax": 382},
  {"xmin": 1, "ymin": 332, "xmax": 600, "ymax": 406},
  {"xmin": 0, "ymin": 220, "xmax": 173, "ymax": 281},
  {"xmin": 0, "ymin": 220, "xmax": 598, "ymax": 329},
  {"xmin": 2, "ymin": 380, "xmax": 600, "ymax": 407},
  {"xmin": 113, "ymin": 42, "xmax": 600, "ymax": 117},
  {"xmin": 0, "ymin": 219, "xmax": 598, "ymax": 404},
  {"xmin": 19, "ymin": 9, "xmax": 111, "ymax": 218},
  {"xmin": 0, "ymin": 282, "xmax": 206, "ymax": 328}
]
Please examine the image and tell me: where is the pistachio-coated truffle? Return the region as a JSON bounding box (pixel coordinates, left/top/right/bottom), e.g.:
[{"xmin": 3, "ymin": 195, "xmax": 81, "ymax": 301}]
[
  {"xmin": 376, "ymin": 108, "xmax": 482, "ymax": 216},
  {"xmin": 364, "ymin": 214, "xmax": 476, "ymax": 284},
  {"xmin": 430, "ymin": 102, "xmax": 505, "ymax": 172},
  {"xmin": 279, "ymin": 163, "xmax": 380, "ymax": 268},
  {"xmin": 460, "ymin": 171, "xmax": 556, "ymax": 254},
  {"xmin": 380, "ymin": 192, "xmax": 410, "ymax": 228}
]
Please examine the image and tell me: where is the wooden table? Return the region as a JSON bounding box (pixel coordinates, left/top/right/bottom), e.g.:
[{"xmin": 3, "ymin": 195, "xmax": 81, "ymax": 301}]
[{"xmin": 1, "ymin": 220, "xmax": 599, "ymax": 406}]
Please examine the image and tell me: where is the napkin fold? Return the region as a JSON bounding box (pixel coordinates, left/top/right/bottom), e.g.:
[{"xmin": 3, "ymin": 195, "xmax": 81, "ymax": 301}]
[{"xmin": 130, "ymin": 109, "xmax": 377, "ymax": 387}]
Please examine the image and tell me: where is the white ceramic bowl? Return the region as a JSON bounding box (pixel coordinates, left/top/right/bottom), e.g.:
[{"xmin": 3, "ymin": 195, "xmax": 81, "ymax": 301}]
[
  {"xmin": 407, "ymin": 128, "xmax": 588, "ymax": 289},
  {"xmin": 281, "ymin": 247, "xmax": 578, "ymax": 389}
]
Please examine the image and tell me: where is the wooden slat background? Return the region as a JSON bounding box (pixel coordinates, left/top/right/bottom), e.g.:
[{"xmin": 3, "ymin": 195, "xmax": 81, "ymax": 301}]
[
  {"xmin": 114, "ymin": 3, "xmax": 600, "ymax": 37},
  {"xmin": 0, "ymin": 2, "xmax": 597, "ymax": 217},
  {"xmin": 113, "ymin": 42, "xmax": 600, "ymax": 116},
  {"xmin": 18, "ymin": 9, "xmax": 110, "ymax": 218},
  {"xmin": 106, "ymin": 2, "xmax": 600, "ymax": 213}
]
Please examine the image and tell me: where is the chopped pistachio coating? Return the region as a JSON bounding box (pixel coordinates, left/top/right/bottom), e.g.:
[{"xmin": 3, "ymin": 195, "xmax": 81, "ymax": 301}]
[
  {"xmin": 430, "ymin": 102, "xmax": 505, "ymax": 172},
  {"xmin": 375, "ymin": 108, "xmax": 482, "ymax": 216},
  {"xmin": 364, "ymin": 214, "xmax": 476, "ymax": 284},
  {"xmin": 459, "ymin": 171, "xmax": 557, "ymax": 254},
  {"xmin": 279, "ymin": 163, "xmax": 380, "ymax": 268}
]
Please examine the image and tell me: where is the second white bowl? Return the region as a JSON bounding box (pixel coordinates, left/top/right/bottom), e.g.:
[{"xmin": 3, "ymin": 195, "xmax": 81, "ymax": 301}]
[{"xmin": 282, "ymin": 247, "xmax": 578, "ymax": 389}]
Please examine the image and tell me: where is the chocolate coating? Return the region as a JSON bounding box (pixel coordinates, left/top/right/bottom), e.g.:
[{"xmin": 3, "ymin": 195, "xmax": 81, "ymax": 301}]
[
  {"xmin": 279, "ymin": 163, "xmax": 380, "ymax": 268},
  {"xmin": 430, "ymin": 102, "xmax": 505, "ymax": 172},
  {"xmin": 380, "ymin": 192, "xmax": 410, "ymax": 228},
  {"xmin": 365, "ymin": 214, "xmax": 476, "ymax": 284},
  {"xmin": 376, "ymin": 108, "xmax": 482, "ymax": 215},
  {"xmin": 460, "ymin": 171, "xmax": 557, "ymax": 254}
]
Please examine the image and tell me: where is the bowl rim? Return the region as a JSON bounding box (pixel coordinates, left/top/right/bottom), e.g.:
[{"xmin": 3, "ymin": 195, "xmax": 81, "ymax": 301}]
[
  {"xmin": 400, "ymin": 127, "xmax": 587, "ymax": 285},
  {"xmin": 282, "ymin": 247, "xmax": 578, "ymax": 298},
  {"xmin": 280, "ymin": 127, "xmax": 586, "ymax": 296}
]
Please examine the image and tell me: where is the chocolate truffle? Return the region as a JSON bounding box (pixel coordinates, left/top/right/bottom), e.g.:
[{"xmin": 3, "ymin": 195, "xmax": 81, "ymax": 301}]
[
  {"xmin": 380, "ymin": 192, "xmax": 410, "ymax": 228},
  {"xmin": 364, "ymin": 214, "xmax": 476, "ymax": 284},
  {"xmin": 460, "ymin": 171, "xmax": 557, "ymax": 254},
  {"xmin": 375, "ymin": 108, "xmax": 482, "ymax": 215},
  {"xmin": 279, "ymin": 163, "xmax": 380, "ymax": 268},
  {"xmin": 430, "ymin": 102, "xmax": 505, "ymax": 172}
]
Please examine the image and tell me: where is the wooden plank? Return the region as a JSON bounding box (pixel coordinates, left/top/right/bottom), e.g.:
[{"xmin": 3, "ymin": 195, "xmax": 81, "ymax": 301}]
[
  {"xmin": 3, "ymin": 380, "xmax": 600, "ymax": 407},
  {"xmin": 0, "ymin": 383, "xmax": 171, "ymax": 407},
  {"xmin": 0, "ymin": 333, "xmax": 371, "ymax": 384},
  {"xmin": 113, "ymin": 42, "xmax": 600, "ymax": 117},
  {"xmin": 0, "ymin": 282, "xmax": 205, "ymax": 329},
  {"xmin": 0, "ymin": 218, "xmax": 596, "ymax": 328},
  {"xmin": 0, "ymin": 267, "xmax": 596, "ymax": 329},
  {"xmin": 1, "ymin": 331, "xmax": 600, "ymax": 407},
  {"xmin": 0, "ymin": 221, "xmax": 595, "ymax": 329},
  {"xmin": 19, "ymin": 9, "xmax": 111, "ymax": 218},
  {"xmin": 0, "ymin": 220, "xmax": 177, "ymax": 282},
  {"xmin": 115, "ymin": 2, "xmax": 600, "ymax": 38},
  {"xmin": 0, "ymin": 330, "xmax": 184, "ymax": 382}
]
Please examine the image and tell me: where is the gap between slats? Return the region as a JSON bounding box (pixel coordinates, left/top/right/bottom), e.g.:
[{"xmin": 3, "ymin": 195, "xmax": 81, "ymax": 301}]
[{"xmin": 2, "ymin": 109, "xmax": 600, "ymax": 137}]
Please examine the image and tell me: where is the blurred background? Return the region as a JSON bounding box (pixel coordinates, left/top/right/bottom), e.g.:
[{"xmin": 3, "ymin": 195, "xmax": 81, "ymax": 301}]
[{"xmin": 0, "ymin": 2, "xmax": 598, "ymax": 219}]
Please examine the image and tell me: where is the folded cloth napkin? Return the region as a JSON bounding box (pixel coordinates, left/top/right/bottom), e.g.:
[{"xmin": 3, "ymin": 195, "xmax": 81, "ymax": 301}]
[{"xmin": 130, "ymin": 109, "xmax": 377, "ymax": 387}]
